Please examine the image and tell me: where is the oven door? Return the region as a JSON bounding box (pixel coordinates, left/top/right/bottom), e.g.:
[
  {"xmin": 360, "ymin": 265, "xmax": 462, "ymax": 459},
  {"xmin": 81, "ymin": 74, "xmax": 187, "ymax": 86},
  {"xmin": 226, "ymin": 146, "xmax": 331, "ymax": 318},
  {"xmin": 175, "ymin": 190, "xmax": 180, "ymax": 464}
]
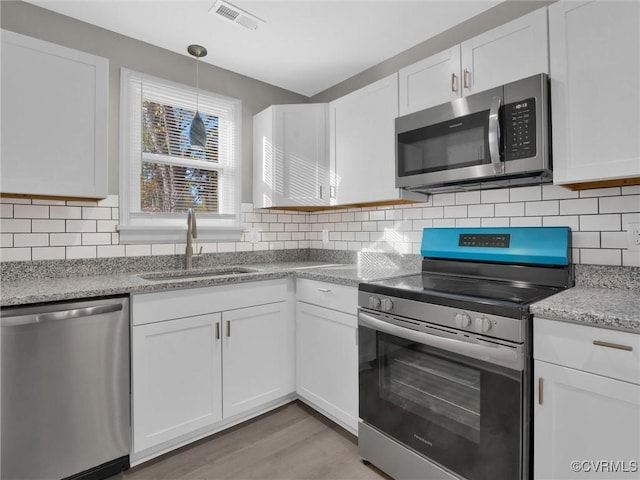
[{"xmin": 358, "ymin": 310, "xmax": 528, "ymax": 480}]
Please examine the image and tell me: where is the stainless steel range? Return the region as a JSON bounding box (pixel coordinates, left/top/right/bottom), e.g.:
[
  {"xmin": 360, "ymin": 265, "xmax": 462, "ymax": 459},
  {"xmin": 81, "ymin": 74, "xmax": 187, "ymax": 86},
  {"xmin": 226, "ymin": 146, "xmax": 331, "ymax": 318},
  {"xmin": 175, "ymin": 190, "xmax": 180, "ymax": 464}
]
[{"xmin": 357, "ymin": 227, "xmax": 573, "ymax": 480}]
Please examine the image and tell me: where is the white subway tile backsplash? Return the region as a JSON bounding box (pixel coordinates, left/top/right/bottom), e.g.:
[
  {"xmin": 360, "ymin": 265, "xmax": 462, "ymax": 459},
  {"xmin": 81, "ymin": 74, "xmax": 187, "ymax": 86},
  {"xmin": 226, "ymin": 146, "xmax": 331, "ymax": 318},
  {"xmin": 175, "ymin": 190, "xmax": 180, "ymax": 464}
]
[
  {"xmin": 580, "ymin": 214, "xmax": 621, "ymax": 232},
  {"xmin": 13, "ymin": 233, "xmax": 48, "ymax": 247},
  {"xmin": 1, "ymin": 219, "xmax": 30, "ymax": 233},
  {"xmin": 50, "ymin": 233, "xmax": 82, "ymax": 246},
  {"xmin": 278, "ymin": 214, "xmax": 293, "ymax": 223},
  {"xmin": 456, "ymin": 218, "xmax": 481, "ymax": 227},
  {"xmin": 1, "ymin": 247, "xmax": 31, "ymax": 261},
  {"xmin": 335, "ymin": 222, "xmax": 349, "ymax": 232},
  {"xmin": 579, "ymin": 187, "xmax": 621, "ymax": 198},
  {"xmin": 495, "ymin": 203, "xmax": 524, "ymax": 217},
  {"xmin": 433, "ymin": 219, "xmax": 456, "ymax": 227},
  {"xmin": 82, "ymin": 207, "xmax": 112, "ymax": 220},
  {"xmin": 82, "ymin": 233, "xmax": 112, "ymax": 245},
  {"xmin": 510, "ymin": 186, "xmax": 541, "ymax": 202},
  {"xmin": 572, "ymin": 232, "xmax": 600, "ymax": 248},
  {"xmin": 13, "ymin": 205, "xmax": 48, "ymax": 219},
  {"xmin": 580, "ymin": 249, "xmax": 621, "ymax": 266},
  {"xmin": 125, "ymin": 245, "xmax": 151, "ymax": 257},
  {"xmin": 97, "ymin": 220, "xmax": 118, "ymax": 233},
  {"xmin": 32, "ymin": 220, "xmax": 65, "ymax": 233},
  {"xmin": 444, "ymin": 205, "xmax": 467, "ymax": 218},
  {"xmin": 600, "ymin": 232, "xmax": 628, "ymax": 249},
  {"xmin": 0, "ymin": 234, "xmax": 13, "ymax": 248},
  {"xmin": 66, "ymin": 220, "xmax": 97, "ymax": 233},
  {"xmin": 98, "ymin": 195, "xmax": 119, "ymax": 208},
  {"xmin": 622, "ymin": 250, "xmax": 640, "ymax": 267},
  {"xmin": 622, "ymin": 185, "xmax": 640, "ymax": 195},
  {"xmin": 369, "ymin": 210, "xmax": 385, "ymax": 221},
  {"xmin": 97, "ymin": 245, "xmax": 126, "ymax": 258},
  {"xmin": 481, "ymin": 217, "xmax": 509, "ymax": 227},
  {"xmin": 526, "ymin": 201, "xmax": 559, "ymax": 216},
  {"xmin": 1, "ymin": 198, "xmax": 30, "ymax": 204},
  {"xmin": 599, "ymin": 195, "xmax": 640, "ymax": 213},
  {"xmin": 402, "ymin": 208, "xmax": 422, "ymax": 220},
  {"xmin": 542, "ymin": 216, "xmax": 579, "ymax": 230},
  {"xmin": 422, "ymin": 206, "xmax": 444, "ymax": 219},
  {"xmin": 348, "ymin": 222, "xmax": 362, "ymax": 232},
  {"xmin": 50, "ymin": 206, "xmax": 81, "ymax": 219},
  {"xmin": 432, "ymin": 193, "xmax": 456, "ymax": 206},
  {"xmin": 1, "ymin": 204, "xmax": 13, "ymax": 218},
  {"xmin": 468, "ymin": 204, "xmax": 494, "ymax": 218},
  {"xmin": 269, "ymin": 223, "xmax": 285, "ymax": 232},
  {"xmin": 455, "ymin": 191, "xmax": 480, "ymax": 205},
  {"xmin": 66, "ymin": 200, "xmax": 98, "ymax": 207},
  {"xmin": 481, "ymin": 189, "xmax": 509, "ymax": 204},
  {"xmin": 284, "ymin": 223, "xmax": 299, "ymax": 232},
  {"xmin": 32, "ymin": 247, "xmax": 66, "ymax": 261},
  {"xmin": 510, "ymin": 216, "xmax": 542, "ymax": 227},
  {"xmin": 542, "ymin": 185, "xmax": 579, "ymax": 200},
  {"xmin": 67, "ymin": 246, "xmax": 97, "ymax": 259},
  {"xmin": 150, "ymin": 244, "xmax": 175, "ymax": 256},
  {"xmin": 559, "ymin": 198, "xmax": 598, "ymax": 215},
  {"xmin": 413, "ymin": 219, "xmax": 433, "ymax": 230},
  {"xmin": 385, "ymin": 209, "xmax": 403, "ymax": 220}
]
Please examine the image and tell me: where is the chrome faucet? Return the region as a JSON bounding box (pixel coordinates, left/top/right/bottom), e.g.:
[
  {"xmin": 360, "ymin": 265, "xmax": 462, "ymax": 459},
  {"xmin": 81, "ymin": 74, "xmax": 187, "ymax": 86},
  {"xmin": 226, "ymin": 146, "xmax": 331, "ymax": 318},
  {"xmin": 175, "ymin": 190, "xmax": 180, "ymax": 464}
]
[{"xmin": 185, "ymin": 208, "xmax": 198, "ymax": 270}]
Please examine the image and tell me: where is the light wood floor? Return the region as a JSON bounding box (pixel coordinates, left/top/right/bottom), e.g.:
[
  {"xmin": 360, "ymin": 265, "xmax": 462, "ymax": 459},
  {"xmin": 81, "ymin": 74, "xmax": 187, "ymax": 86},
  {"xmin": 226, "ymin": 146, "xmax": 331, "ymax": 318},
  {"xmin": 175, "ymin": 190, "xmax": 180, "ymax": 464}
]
[{"xmin": 113, "ymin": 401, "xmax": 390, "ymax": 480}]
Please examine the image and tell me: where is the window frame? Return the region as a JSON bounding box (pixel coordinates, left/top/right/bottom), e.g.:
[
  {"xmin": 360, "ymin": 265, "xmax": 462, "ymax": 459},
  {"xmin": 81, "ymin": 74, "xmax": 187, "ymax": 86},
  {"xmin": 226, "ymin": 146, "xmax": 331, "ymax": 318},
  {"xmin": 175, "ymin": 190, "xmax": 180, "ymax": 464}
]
[{"xmin": 118, "ymin": 68, "xmax": 243, "ymax": 244}]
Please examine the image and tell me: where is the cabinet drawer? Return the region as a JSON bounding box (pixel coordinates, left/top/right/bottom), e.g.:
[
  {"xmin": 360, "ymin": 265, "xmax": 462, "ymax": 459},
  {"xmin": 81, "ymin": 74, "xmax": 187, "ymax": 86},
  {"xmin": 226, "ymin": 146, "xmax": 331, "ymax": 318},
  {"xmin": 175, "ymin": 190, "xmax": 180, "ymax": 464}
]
[
  {"xmin": 296, "ymin": 279, "xmax": 357, "ymax": 315},
  {"xmin": 534, "ymin": 317, "xmax": 640, "ymax": 385},
  {"xmin": 132, "ymin": 279, "xmax": 288, "ymax": 326}
]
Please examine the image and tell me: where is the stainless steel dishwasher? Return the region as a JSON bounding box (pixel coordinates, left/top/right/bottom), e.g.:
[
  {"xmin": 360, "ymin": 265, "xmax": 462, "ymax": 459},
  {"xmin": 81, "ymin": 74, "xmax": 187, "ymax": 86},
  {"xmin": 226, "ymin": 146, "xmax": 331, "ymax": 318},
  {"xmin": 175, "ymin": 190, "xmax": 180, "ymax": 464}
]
[{"xmin": 1, "ymin": 296, "xmax": 130, "ymax": 480}]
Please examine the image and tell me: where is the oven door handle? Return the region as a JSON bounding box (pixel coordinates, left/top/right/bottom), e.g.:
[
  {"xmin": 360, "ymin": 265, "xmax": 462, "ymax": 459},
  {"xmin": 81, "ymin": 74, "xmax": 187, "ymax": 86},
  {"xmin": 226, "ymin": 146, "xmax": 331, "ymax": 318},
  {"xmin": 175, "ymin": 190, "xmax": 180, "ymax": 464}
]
[
  {"xmin": 358, "ymin": 311, "xmax": 523, "ymax": 371},
  {"xmin": 489, "ymin": 95, "xmax": 503, "ymax": 175}
]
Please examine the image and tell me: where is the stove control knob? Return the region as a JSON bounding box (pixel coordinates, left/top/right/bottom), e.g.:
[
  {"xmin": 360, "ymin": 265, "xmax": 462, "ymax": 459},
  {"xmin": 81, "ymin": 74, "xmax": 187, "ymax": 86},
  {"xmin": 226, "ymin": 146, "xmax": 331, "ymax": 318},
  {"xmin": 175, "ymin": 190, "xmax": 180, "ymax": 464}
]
[
  {"xmin": 475, "ymin": 316, "xmax": 492, "ymax": 333},
  {"xmin": 381, "ymin": 298, "xmax": 394, "ymax": 311},
  {"xmin": 455, "ymin": 312, "xmax": 471, "ymax": 328},
  {"xmin": 368, "ymin": 295, "xmax": 381, "ymax": 309}
]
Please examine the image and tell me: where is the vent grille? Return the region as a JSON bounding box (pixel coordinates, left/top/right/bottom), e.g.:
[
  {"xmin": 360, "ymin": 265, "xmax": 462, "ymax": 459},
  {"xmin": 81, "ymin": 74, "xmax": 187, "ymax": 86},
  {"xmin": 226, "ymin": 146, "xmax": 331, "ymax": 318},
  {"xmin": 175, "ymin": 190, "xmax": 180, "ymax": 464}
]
[{"xmin": 209, "ymin": 0, "xmax": 265, "ymax": 30}]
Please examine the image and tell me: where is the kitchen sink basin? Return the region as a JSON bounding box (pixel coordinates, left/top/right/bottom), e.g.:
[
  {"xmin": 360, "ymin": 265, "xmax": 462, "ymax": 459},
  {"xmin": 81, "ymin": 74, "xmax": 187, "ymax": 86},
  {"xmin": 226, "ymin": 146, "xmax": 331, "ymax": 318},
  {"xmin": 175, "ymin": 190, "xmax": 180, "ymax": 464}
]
[{"xmin": 139, "ymin": 267, "xmax": 259, "ymax": 281}]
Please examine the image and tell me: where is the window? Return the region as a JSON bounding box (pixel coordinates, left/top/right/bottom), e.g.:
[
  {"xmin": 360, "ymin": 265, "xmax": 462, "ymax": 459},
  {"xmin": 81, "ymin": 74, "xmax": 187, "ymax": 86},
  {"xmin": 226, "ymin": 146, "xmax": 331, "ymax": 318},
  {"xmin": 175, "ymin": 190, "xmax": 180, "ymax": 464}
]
[{"xmin": 118, "ymin": 68, "xmax": 243, "ymax": 243}]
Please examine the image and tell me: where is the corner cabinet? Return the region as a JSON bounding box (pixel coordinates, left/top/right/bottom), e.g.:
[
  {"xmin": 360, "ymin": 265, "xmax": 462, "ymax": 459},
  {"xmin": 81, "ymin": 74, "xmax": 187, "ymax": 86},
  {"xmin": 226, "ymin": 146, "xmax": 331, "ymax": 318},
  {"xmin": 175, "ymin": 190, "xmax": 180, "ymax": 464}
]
[
  {"xmin": 253, "ymin": 104, "xmax": 329, "ymax": 209},
  {"xmin": 399, "ymin": 7, "xmax": 549, "ymax": 115},
  {"xmin": 295, "ymin": 279, "xmax": 358, "ymax": 434},
  {"xmin": 131, "ymin": 279, "xmax": 295, "ymax": 465},
  {"xmin": 329, "ymin": 73, "xmax": 424, "ymax": 207},
  {"xmin": 533, "ymin": 318, "xmax": 640, "ymax": 479},
  {"xmin": 549, "ymin": 0, "xmax": 640, "ymax": 188},
  {"xmin": 0, "ymin": 30, "xmax": 108, "ymax": 199}
]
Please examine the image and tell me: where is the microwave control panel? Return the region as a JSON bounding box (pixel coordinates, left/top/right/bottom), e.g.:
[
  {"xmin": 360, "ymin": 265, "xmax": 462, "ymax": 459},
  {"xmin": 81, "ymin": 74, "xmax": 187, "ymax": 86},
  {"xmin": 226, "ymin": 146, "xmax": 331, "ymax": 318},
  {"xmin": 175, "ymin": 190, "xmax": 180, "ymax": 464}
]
[{"xmin": 503, "ymin": 97, "xmax": 536, "ymax": 161}]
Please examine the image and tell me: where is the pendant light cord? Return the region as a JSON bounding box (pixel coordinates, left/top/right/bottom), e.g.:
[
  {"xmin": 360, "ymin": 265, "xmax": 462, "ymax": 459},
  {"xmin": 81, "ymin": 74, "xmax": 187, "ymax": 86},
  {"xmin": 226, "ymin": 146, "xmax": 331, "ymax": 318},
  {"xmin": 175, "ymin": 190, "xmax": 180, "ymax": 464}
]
[{"xmin": 195, "ymin": 56, "xmax": 200, "ymax": 113}]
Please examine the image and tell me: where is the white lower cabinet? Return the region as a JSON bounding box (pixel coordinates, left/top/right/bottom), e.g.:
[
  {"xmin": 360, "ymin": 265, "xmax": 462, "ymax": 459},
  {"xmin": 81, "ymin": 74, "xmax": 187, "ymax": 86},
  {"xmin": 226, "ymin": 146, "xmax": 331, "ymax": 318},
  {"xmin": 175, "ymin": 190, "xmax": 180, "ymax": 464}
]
[
  {"xmin": 295, "ymin": 280, "xmax": 358, "ymax": 434},
  {"xmin": 132, "ymin": 313, "xmax": 222, "ymax": 453},
  {"xmin": 131, "ymin": 280, "xmax": 295, "ymax": 464},
  {"xmin": 223, "ymin": 303, "xmax": 295, "ymax": 418},
  {"xmin": 534, "ymin": 318, "xmax": 640, "ymax": 480}
]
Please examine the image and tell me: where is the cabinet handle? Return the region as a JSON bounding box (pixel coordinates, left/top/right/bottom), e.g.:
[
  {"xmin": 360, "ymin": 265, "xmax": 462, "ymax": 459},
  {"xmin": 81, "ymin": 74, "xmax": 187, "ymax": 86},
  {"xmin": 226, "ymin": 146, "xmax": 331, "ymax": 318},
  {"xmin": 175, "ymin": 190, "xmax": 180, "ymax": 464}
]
[
  {"xmin": 538, "ymin": 377, "xmax": 544, "ymax": 405},
  {"xmin": 227, "ymin": 320, "xmax": 231, "ymax": 337},
  {"xmin": 593, "ymin": 340, "xmax": 633, "ymax": 352},
  {"xmin": 216, "ymin": 322, "xmax": 220, "ymax": 340},
  {"xmin": 463, "ymin": 68, "xmax": 470, "ymax": 89},
  {"xmin": 451, "ymin": 73, "xmax": 457, "ymax": 92},
  {"xmin": 317, "ymin": 288, "xmax": 331, "ymax": 293}
]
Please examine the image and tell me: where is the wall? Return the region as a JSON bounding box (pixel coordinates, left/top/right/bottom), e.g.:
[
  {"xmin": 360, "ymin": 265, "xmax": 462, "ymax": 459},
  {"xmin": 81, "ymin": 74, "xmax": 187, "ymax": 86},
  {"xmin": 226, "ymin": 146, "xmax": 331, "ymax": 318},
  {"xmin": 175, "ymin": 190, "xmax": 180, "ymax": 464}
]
[
  {"xmin": 2, "ymin": 184, "xmax": 639, "ymax": 267},
  {"xmin": 0, "ymin": 0, "xmax": 307, "ymax": 202}
]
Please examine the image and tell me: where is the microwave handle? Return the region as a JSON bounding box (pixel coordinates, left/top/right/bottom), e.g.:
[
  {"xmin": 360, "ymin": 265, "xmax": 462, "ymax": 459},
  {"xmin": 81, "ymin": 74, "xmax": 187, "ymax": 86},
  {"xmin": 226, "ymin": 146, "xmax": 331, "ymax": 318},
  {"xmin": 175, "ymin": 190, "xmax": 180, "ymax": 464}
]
[{"xmin": 489, "ymin": 96, "xmax": 503, "ymax": 175}]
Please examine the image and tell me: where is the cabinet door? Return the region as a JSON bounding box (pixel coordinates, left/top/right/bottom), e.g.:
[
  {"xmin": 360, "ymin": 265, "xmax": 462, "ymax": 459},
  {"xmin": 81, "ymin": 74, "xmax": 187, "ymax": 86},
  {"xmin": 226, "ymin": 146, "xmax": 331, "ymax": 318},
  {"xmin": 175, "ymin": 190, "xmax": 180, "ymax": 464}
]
[
  {"xmin": 461, "ymin": 7, "xmax": 548, "ymax": 96},
  {"xmin": 132, "ymin": 313, "xmax": 222, "ymax": 453},
  {"xmin": 330, "ymin": 73, "xmax": 399, "ymax": 206},
  {"xmin": 253, "ymin": 104, "xmax": 329, "ymax": 208},
  {"xmin": 0, "ymin": 30, "xmax": 108, "ymax": 199},
  {"xmin": 534, "ymin": 360, "xmax": 640, "ymax": 479},
  {"xmin": 296, "ymin": 301, "xmax": 358, "ymax": 433},
  {"xmin": 222, "ymin": 302, "xmax": 294, "ymax": 419},
  {"xmin": 398, "ymin": 46, "xmax": 461, "ymax": 115},
  {"xmin": 549, "ymin": 0, "xmax": 640, "ymax": 186}
]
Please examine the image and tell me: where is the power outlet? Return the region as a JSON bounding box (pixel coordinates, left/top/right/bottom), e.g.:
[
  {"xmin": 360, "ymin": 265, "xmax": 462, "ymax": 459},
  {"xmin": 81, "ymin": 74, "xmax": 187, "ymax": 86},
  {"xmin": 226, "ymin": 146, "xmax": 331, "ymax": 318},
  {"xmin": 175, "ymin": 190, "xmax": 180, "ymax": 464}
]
[
  {"xmin": 249, "ymin": 228, "xmax": 260, "ymax": 244},
  {"xmin": 322, "ymin": 229, "xmax": 329, "ymax": 243},
  {"xmin": 626, "ymin": 222, "xmax": 640, "ymax": 251}
]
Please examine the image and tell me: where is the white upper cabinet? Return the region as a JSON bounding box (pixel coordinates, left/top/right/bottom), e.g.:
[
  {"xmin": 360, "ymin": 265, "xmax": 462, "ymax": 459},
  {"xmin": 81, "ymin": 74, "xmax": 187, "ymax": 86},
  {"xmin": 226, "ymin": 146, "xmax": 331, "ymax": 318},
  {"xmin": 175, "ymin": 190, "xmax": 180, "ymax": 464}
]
[
  {"xmin": 330, "ymin": 73, "xmax": 422, "ymax": 206},
  {"xmin": 0, "ymin": 30, "xmax": 108, "ymax": 199},
  {"xmin": 549, "ymin": 0, "xmax": 640, "ymax": 188},
  {"xmin": 253, "ymin": 104, "xmax": 329, "ymax": 209},
  {"xmin": 399, "ymin": 7, "xmax": 549, "ymax": 115}
]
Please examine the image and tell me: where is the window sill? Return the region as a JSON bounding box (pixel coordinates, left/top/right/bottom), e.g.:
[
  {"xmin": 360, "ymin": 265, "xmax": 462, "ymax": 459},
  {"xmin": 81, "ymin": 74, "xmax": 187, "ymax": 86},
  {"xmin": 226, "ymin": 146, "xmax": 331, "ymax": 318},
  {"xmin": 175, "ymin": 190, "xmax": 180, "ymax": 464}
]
[{"xmin": 117, "ymin": 225, "xmax": 244, "ymax": 244}]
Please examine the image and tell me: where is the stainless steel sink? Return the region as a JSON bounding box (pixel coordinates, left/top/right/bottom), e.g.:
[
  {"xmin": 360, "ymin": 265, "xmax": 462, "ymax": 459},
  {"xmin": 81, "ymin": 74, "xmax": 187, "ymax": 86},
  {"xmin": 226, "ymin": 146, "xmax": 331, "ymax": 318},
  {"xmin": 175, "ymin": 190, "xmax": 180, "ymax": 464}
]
[{"xmin": 139, "ymin": 267, "xmax": 259, "ymax": 281}]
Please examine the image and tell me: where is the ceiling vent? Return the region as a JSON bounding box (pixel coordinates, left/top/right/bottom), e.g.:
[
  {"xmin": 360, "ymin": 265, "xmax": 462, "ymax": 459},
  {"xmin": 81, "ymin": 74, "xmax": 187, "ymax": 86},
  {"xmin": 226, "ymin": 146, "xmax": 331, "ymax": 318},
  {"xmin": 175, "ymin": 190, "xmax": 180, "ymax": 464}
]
[{"xmin": 209, "ymin": 0, "xmax": 266, "ymax": 31}]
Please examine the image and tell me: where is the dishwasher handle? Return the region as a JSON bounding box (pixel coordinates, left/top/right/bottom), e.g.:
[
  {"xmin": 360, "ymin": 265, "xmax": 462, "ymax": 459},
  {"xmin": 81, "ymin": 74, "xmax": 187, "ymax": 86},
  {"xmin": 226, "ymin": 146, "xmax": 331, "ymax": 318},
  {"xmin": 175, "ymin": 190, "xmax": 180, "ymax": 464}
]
[{"xmin": 1, "ymin": 303, "xmax": 123, "ymax": 327}]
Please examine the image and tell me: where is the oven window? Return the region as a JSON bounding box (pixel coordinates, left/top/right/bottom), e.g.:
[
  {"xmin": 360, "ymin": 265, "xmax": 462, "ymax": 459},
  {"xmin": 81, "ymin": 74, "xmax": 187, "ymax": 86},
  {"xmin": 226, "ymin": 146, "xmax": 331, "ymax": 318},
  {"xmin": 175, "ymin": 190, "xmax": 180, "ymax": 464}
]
[
  {"xmin": 387, "ymin": 347, "xmax": 481, "ymax": 444},
  {"xmin": 397, "ymin": 110, "xmax": 490, "ymax": 177}
]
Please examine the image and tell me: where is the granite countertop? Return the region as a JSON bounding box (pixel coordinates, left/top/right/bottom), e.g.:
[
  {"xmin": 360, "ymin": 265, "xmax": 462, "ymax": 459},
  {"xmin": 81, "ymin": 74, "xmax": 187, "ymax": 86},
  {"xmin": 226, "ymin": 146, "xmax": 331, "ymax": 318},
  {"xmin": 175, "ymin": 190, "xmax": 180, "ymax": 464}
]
[
  {"xmin": 531, "ymin": 286, "xmax": 640, "ymax": 334},
  {"xmin": 0, "ymin": 261, "xmax": 420, "ymax": 308}
]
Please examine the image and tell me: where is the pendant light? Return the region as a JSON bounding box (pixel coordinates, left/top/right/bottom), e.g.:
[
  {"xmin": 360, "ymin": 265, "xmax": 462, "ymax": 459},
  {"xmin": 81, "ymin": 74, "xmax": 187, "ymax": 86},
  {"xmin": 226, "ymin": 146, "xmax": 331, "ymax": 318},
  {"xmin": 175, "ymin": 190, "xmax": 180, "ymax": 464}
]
[{"xmin": 187, "ymin": 44, "xmax": 208, "ymax": 149}]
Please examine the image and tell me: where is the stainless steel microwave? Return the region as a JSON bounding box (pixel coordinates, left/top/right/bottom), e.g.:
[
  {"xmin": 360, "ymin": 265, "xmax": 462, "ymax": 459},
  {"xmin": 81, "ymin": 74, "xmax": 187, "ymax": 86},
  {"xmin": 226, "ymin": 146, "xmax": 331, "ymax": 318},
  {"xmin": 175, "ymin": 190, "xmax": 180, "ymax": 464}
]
[{"xmin": 396, "ymin": 73, "xmax": 551, "ymax": 194}]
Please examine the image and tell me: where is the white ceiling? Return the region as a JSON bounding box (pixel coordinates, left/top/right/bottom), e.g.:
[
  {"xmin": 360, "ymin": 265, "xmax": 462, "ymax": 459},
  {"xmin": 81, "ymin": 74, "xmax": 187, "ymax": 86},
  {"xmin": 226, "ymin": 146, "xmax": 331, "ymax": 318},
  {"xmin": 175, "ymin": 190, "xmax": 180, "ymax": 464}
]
[{"xmin": 24, "ymin": 0, "xmax": 501, "ymax": 97}]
